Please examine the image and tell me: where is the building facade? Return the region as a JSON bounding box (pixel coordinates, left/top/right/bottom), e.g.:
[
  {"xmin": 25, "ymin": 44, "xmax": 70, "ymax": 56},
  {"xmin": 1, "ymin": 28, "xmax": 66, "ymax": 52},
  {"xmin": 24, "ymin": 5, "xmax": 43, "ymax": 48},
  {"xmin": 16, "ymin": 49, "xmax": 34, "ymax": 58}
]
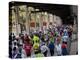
[{"xmin": 9, "ymin": 5, "xmax": 62, "ymax": 35}]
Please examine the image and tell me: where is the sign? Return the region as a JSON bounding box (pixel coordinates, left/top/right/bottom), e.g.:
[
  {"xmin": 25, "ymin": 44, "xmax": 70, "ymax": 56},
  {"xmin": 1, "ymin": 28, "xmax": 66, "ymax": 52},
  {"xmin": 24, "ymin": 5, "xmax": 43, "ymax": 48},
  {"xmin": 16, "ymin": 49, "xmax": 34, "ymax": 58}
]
[
  {"xmin": 30, "ymin": 21, "xmax": 35, "ymax": 27},
  {"xmin": 49, "ymin": 22, "xmax": 52, "ymax": 25},
  {"xmin": 43, "ymin": 22, "xmax": 47, "ymax": 26}
]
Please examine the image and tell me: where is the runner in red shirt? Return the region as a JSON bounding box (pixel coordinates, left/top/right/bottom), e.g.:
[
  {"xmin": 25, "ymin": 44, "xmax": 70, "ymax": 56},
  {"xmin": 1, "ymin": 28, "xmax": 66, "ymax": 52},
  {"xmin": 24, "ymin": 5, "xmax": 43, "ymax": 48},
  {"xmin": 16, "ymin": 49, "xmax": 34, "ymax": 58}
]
[{"xmin": 24, "ymin": 41, "xmax": 32, "ymax": 57}]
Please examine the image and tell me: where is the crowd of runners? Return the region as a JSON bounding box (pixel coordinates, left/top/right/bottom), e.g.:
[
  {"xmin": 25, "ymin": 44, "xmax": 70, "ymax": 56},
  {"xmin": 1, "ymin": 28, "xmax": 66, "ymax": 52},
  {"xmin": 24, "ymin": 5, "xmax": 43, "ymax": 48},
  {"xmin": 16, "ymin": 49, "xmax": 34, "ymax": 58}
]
[{"xmin": 9, "ymin": 25, "xmax": 73, "ymax": 58}]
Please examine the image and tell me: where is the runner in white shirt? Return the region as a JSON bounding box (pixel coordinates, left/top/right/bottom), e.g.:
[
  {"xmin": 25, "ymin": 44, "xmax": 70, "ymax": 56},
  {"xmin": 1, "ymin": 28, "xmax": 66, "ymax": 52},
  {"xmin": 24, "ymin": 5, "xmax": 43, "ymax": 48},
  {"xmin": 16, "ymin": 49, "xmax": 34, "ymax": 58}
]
[
  {"xmin": 40, "ymin": 43, "xmax": 49, "ymax": 57},
  {"xmin": 55, "ymin": 43, "xmax": 62, "ymax": 56}
]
